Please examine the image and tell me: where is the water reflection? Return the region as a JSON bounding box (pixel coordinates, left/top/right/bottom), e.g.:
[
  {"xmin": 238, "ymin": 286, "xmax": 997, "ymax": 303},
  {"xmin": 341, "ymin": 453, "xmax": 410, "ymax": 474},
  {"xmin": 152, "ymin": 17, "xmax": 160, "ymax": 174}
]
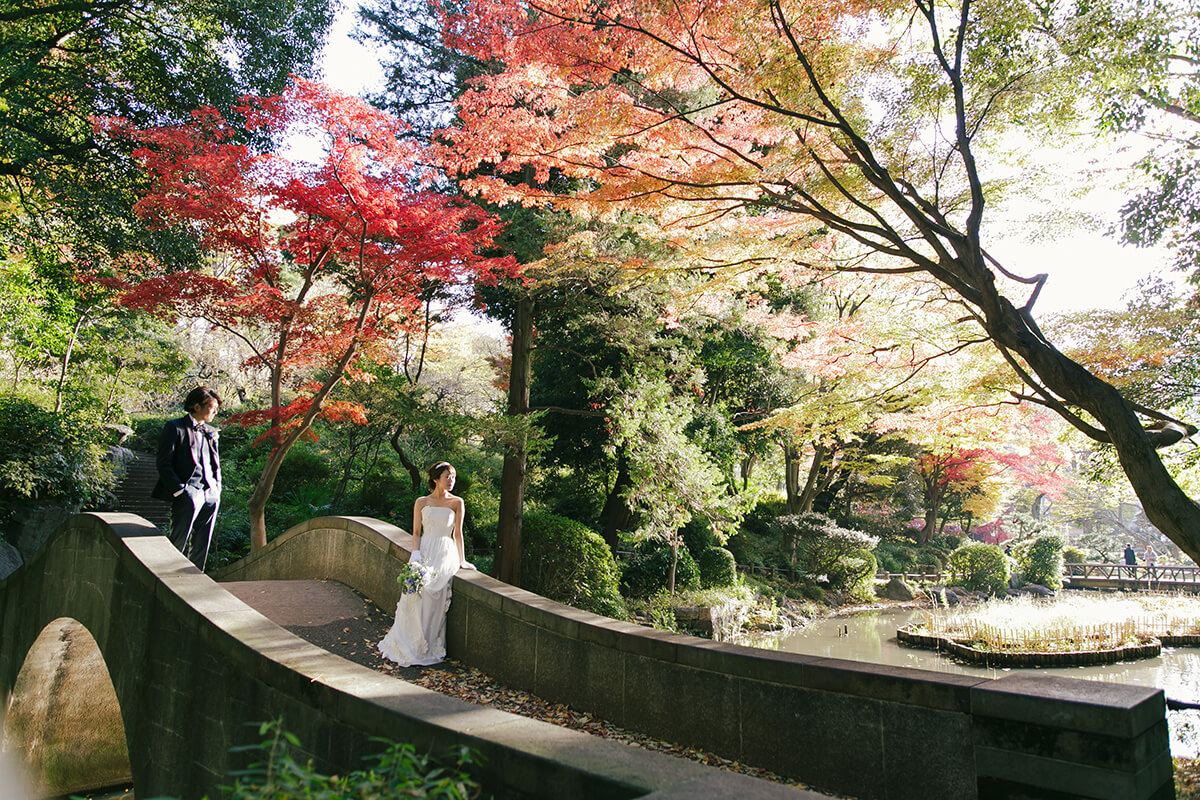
[{"xmin": 741, "ymin": 607, "xmax": 1200, "ymax": 757}]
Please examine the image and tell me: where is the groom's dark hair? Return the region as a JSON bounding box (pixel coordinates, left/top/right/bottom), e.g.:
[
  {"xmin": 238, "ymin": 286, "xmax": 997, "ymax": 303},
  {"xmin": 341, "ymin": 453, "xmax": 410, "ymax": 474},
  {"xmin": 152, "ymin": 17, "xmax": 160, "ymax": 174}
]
[{"xmin": 184, "ymin": 385, "xmax": 222, "ymax": 413}]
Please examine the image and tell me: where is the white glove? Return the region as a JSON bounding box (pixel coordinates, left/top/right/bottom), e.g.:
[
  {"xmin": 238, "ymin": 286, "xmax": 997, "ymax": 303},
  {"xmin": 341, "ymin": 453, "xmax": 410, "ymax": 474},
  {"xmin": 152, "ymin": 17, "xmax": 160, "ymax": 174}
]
[
  {"xmin": 410, "ymin": 550, "xmax": 423, "ymax": 563},
  {"xmin": 460, "ymin": 560, "xmax": 476, "ymax": 571}
]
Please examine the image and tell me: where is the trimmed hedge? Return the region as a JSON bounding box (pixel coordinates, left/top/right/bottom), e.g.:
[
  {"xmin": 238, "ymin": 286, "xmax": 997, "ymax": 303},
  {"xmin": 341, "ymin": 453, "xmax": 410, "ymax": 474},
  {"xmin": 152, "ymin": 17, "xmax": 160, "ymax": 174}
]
[
  {"xmin": 519, "ymin": 512, "xmax": 625, "ymax": 618},
  {"xmin": 697, "ymin": 546, "xmax": 737, "ymax": 588},
  {"xmin": 1012, "ymin": 535, "xmax": 1065, "ymax": 590},
  {"xmin": 947, "ymin": 542, "xmax": 1010, "ymax": 594}
]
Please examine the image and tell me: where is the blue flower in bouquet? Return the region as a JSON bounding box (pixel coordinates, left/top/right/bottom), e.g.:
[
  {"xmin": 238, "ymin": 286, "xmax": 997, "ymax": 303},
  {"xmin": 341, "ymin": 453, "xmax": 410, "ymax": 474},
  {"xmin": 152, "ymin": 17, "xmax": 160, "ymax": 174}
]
[{"xmin": 397, "ymin": 561, "xmax": 428, "ymax": 595}]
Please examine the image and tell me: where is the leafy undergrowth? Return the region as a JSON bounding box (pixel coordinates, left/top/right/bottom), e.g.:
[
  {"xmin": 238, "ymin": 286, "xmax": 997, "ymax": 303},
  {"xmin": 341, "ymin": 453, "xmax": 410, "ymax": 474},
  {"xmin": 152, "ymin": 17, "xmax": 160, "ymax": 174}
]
[{"xmin": 1178, "ymin": 758, "xmax": 1200, "ymax": 799}]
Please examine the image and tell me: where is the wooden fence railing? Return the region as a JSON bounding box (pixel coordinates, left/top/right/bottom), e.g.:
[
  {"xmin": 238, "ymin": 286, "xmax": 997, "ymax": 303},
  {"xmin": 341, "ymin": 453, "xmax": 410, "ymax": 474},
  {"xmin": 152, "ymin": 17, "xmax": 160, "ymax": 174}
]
[{"xmin": 1065, "ymin": 562, "xmax": 1200, "ymax": 583}]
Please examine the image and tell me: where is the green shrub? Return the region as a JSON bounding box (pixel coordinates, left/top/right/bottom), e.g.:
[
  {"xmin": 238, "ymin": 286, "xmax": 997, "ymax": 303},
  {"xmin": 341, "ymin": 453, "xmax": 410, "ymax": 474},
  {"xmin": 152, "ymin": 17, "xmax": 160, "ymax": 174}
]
[
  {"xmin": 1011, "ymin": 535, "xmax": 1066, "ymax": 590},
  {"xmin": 620, "ymin": 537, "xmax": 701, "ymax": 597},
  {"xmin": 0, "ymin": 394, "xmax": 115, "ymax": 545},
  {"xmin": 539, "ymin": 470, "xmax": 606, "ymax": 527},
  {"xmin": 724, "ymin": 495, "xmax": 787, "ymax": 567},
  {"xmin": 1062, "ymin": 545, "xmax": 1088, "ymax": 564},
  {"xmin": 828, "ymin": 547, "xmax": 878, "ymax": 599},
  {"xmin": 626, "ymin": 589, "xmax": 680, "ymax": 632},
  {"xmin": 359, "ymin": 469, "xmax": 415, "ymax": 514},
  {"xmin": 914, "ymin": 547, "xmax": 947, "ymax": 572},
  {"xmin": 947, "ymin": 543, "xmax": 1010, "ymax": 593},
  {"xmin": 775, "ymin": 513, "xmax": 879, "ymax": 593},
  {"xmin": 874, "ymin": 539, "xmax": 919, "ymax": 573},
  {"xmin": 697, "ymin": 546, "xmax": 737, "ymax": 588},
  {"xmin": 272, "ymin": 445, "xmax": 333, "ymax": 495},
  {"xmin": 227, "ymin": 720, "xmax": 479, "ymax": 800},
  {"xmin": 520, "ymin": 512, "xmax": 625, "ymax": 617},
  {"xmin": 680, "ymin": 516, "xmax": 720, "ymax": 559}
]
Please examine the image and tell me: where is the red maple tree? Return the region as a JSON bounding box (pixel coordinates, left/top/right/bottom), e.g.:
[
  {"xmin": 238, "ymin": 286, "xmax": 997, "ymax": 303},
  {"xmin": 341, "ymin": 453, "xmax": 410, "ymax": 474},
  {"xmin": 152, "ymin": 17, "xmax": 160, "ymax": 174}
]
[
  {"xmin": 106, "ymin": 78, "xmax": 517, "ymax": 549},
  {"xmin": 429, "ymin": 0, "xmax": 1200, "ymax": 562}
]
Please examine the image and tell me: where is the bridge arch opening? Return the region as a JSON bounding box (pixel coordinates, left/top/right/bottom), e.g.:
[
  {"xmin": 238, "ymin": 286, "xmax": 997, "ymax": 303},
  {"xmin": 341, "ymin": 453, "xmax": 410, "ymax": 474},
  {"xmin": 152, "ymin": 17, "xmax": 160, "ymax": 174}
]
[{"xmin": 2, "ymin": 617, "xmax": 132, "ymax": 796}]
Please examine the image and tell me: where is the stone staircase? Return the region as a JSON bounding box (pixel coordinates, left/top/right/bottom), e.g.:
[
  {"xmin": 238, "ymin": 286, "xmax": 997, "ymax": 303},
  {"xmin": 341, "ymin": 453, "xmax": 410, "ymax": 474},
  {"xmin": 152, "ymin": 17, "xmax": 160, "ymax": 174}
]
[{"xmin": 112, "ymin": 452, "xmax": 170, "ymax": 531}]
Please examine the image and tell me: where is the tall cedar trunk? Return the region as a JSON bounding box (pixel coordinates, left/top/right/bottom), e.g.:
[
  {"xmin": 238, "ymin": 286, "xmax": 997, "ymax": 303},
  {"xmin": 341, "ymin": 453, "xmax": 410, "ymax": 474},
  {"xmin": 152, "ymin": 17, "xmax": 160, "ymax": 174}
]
[
  {"xmin": 601, "ymin": 453, "xmax": 634, "ymax": 551},
  {"xmin": 494, "ymin": 295, "xmax": 533, "ymax": 584}
]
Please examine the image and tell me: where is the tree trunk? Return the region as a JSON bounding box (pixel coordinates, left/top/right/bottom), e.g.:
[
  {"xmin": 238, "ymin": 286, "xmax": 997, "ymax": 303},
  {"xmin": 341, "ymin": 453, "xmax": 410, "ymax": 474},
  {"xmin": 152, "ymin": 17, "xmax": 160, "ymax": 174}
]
[
  {"xmin": 920, "ymin": 506, "xmax": 938, "ymax": 544},
  {"xmin": 54, "ymin": 312, "xmax": 86, "ymax": 414},
  {"xmin": 982, "ymin": 295, "xmax": 1200, "ymax": 562},
  {"xmin": 248, "ymin": 402, "xmax": 331, "ymax": 548},
  {"xmin": 796, "ymin": 443, "xmax": 828, "ymax": 514},
  {"xmin": 601, "ymin": 453, "xmax": 634, "ymax": 551},
  {"xmin": 784, "ymin": 442, "xmax": 803, "ymax": 514},
  {"xmin": 741, "ymin": 452, "xmax": 757, "ymax": 492},
  {"xmin": 389, "ymin": 428, "xmax": 423, "ymax": 492},
  {"xmin": 248, "ymin": 300, "xmax": 369, "ymax": 549},
  {"xmin": 248, "ymin": 464, "xmax": 279, "ymax": 550},
  {"xmin": 104, "ymin": 362, "xmax": 124, "ymax": 415},
  {"xmin": 494, "ymin": 295, "xmax": 533, "ymax": 585},
  {"xmin": 329, "ymin": 438, "xmax": 360, "ymax": 509},
  {"xmin": 668, "ymin": 539, "xmax": 679, "ymax": 595}
]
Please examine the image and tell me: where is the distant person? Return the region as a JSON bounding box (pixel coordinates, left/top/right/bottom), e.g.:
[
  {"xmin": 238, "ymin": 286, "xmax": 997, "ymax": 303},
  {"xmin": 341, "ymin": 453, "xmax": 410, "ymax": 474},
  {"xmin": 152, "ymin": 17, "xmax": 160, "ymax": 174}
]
[
  {"xmin": 1144, "ymin": 545, "xmax": 1158, "ymax": 574},
  {"xmin": 152, "ymin": 386, "xmax": 222, "ymax": 571},
  {"xmin": 378, "ymin": 461, "xmax": 475, "ymax": 666}
]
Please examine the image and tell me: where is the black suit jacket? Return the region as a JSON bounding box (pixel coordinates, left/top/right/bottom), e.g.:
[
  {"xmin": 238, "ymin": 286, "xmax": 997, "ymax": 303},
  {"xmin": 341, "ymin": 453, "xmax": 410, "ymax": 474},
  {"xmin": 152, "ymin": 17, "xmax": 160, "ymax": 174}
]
[{"xmin": 152, "ymin": 415, "xmax": 222, "ymax": 501}]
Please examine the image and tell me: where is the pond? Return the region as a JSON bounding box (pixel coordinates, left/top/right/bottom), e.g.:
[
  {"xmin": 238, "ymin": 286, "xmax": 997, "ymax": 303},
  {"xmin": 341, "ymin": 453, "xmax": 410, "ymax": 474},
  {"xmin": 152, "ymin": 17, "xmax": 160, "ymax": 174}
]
[{"xmin": 740, "ymin": 606, "xmax": 1200, "ymax": 757}]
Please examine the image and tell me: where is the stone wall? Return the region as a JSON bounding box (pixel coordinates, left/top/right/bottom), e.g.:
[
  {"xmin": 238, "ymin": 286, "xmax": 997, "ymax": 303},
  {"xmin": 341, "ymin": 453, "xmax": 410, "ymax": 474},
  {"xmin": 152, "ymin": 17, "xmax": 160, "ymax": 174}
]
[{"xmin": 446, "ymin": 576, "xmax": 1174, "ymax": 800}]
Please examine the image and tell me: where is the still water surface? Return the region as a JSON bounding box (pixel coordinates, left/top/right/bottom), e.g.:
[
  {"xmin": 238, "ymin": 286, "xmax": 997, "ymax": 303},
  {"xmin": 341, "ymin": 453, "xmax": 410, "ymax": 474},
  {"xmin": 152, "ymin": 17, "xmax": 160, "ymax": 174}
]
[{"xmin": 741, "ymin": 606, "xmax": 1200, "ymax": 757}]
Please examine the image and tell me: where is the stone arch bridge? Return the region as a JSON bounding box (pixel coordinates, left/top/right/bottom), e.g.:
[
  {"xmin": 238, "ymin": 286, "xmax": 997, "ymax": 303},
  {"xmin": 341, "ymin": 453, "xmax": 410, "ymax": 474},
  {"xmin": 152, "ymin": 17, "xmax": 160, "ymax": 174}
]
[{"xmin": 0, "ymin": 513, "xmax": 1175, "ymax": 799}]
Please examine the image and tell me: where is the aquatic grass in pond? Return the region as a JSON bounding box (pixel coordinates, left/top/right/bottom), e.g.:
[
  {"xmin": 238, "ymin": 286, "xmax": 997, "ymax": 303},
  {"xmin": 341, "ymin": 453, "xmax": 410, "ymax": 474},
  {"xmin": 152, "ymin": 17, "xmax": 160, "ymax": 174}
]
[{"xmin": 916, "ymin": 594, "xmax": 1200, "ymax": 653}]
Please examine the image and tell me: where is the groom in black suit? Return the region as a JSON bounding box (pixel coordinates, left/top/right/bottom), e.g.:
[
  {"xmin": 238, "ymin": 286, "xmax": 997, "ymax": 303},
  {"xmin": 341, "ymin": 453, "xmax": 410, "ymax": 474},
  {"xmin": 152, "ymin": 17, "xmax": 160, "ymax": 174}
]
[{"xmin": 153, "ymin": 386, "xmax": 223, "ymax": 570}]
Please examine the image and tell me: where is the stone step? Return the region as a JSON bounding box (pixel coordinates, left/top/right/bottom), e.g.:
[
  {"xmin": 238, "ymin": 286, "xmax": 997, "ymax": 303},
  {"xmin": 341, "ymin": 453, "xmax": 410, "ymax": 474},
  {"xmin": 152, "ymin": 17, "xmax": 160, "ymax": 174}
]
[{"xmin": 113, "ymin": 452, "xmax": 170, "ymax": 528}]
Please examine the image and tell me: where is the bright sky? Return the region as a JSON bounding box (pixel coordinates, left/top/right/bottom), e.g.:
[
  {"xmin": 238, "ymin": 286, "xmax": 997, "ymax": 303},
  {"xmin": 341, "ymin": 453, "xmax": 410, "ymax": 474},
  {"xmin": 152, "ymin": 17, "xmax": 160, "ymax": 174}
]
[
  {"xmin": 989, "ymin": 213, "xmax": 1171, "ymax": 317},
  {"xmin": 318, "ymin": 9, "xmax": 1173, "ymax": 318},
  {"xmin": 320, "ymin": 8, "xmax": 385, "ymax": 100}
]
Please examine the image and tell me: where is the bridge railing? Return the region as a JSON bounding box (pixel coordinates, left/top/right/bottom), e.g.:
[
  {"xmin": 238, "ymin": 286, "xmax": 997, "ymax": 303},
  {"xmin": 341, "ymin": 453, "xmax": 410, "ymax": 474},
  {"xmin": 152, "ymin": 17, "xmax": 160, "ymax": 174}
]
[{"xmin": 1066, "ymin": 562, "xmax": 1200, "ymax": 582}]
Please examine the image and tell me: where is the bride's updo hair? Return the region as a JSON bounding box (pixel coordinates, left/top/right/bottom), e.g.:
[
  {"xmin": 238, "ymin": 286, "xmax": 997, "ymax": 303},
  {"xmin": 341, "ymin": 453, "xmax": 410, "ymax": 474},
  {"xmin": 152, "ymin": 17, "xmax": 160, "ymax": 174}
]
[{"xmin": 427, "ymin": 461, "xmax": 453, "ymax": 491}]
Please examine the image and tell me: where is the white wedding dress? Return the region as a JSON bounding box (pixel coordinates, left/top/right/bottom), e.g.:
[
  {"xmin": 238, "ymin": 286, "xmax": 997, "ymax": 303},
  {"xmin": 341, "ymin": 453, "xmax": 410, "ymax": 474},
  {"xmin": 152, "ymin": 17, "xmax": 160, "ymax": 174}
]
[{"xmin": 378, "ymin": 505, "xmax": 461, "ymax": 666}]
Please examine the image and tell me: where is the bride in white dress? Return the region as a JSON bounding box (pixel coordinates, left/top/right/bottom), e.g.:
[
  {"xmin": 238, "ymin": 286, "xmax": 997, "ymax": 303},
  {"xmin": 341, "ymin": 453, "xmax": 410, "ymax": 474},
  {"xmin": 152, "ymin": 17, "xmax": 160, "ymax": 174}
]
[{"xmin": 379, "ymin": 462, "xmax": 475, "ymax": 667}]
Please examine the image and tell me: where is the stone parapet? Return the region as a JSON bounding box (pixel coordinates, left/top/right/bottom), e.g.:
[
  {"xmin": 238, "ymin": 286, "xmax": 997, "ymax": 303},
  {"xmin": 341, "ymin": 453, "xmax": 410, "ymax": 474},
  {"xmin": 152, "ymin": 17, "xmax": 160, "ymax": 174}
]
[
  {"xmin": 219, "ymin": 515, "xmax": 1174, "ymax": 799},
  {"xmin": 1, "ymin": 514, "xmax": 817, "ymax": 800}
]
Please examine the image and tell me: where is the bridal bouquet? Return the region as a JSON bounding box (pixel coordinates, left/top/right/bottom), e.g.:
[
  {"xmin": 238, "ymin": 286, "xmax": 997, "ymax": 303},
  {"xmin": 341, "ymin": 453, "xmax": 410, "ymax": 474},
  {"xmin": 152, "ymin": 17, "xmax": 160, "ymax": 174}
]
[{"xmin": 397, "ymin": 561, "xmax": 429, "ymax": 595}]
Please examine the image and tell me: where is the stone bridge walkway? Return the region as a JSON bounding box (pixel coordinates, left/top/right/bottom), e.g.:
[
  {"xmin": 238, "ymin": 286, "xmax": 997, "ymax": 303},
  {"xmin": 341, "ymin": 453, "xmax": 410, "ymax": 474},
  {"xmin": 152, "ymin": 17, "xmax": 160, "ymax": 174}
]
[
  {"xmin": 226, "ymin": 578, "xmax": 816, "ymax": 792},
  {"xmin": 5, "ymin": 514, "xmax": 1172, "ymax": 800}
]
